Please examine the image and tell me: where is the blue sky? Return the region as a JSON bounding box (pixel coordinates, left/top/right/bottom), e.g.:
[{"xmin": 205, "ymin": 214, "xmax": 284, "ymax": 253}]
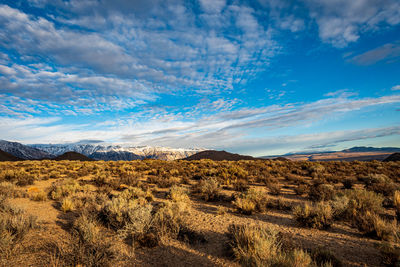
[{"xmin": 0, "ymin": 0, "xmax": 399, "ymax": 156}]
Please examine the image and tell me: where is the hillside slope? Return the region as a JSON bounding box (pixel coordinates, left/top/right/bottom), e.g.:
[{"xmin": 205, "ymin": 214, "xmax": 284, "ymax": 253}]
[
  {"xmin": 184, "ymin": 150, "xmax": 255, "ymax": 161},
  {"xmin": 54, "ymin": 152, "xmax": 94, "ymax": 161},
  {"xmin": 0, "ymin": 149, "xmax": 22, "ymax": 161},
  {"xmin": 383, "ymin": 153, "xmax": 400, "ymax": 162}
]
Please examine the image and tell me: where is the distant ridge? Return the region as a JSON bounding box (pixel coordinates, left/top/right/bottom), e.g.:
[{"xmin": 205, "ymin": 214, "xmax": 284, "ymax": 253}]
[
  {"xmin": 262, "ymin": 146, "xmax": 400, "ymax": 161},
  {"xmin": 183, "ymin": 150, "xmax": 255, "ymax": 161},
  {"xmin": 0, "ymin": 149, "xmax": 22, "ymax": 161},
  {"xmin": 272, "ymin": 157, "xmax": 290, "ymax": 161},
  {"xmin": 342, "ymin": 146, "xmax": 400, "ymax": 153},
  {"xmin": 0, "ymin": 140, "xmax": 52, "ymax": 159},
  {"xmin": 54, "ymin": 152, "xmax": 94, "ymax": 161},
  {"xmin": 383, "ymin": 153, "xmax": 400, "ymax": 162}
]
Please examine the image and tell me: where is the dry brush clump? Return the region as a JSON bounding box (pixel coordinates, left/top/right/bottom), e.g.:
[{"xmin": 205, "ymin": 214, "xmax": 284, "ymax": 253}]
[
  {"xmin": 193, "ymin": 177, "xmax": 222, "ymax": 201},
  {"xmin": 49, "ymin": 214, "xmax": 117, "ymax": 267},
  {"xmin": 227, "ymin": 224, "xmax": 339, "ymax": 267},
  {"xmin": 308, "ymin": 181, "xmax": 336, "ymax": 202},
  {"xmin": 0, "ymin": 197, "xmax": 37, "ymax": 260},
  {"xmin": 0, "ymin": 169, "xmax": 35, "ymax": 186},
  {"xmin": 394, "ymin": 190, "xmax": 400, "ymax": 220},
  {"xmin": 293, "ymin": 202, "xmax": 333, "ymax": 230},
  {"xmin": 233, "ymin": 188, "xmax": 269, "ymax": 215}
]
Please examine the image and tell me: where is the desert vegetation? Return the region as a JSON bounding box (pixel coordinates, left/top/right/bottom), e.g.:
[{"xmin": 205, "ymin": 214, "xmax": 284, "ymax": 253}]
[{"xmin": 0, "ymin": 158, "xmax": 399, "ymax": 266}]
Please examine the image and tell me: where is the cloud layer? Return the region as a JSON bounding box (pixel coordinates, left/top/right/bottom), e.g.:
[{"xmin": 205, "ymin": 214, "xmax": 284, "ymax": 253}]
[{"xmin": 0, "ymin": 1, "xmax": 399, "ymax": 154}]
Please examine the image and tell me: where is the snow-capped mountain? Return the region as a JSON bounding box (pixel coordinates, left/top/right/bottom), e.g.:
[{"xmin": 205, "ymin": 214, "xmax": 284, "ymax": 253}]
[
  {"xmin": 30, "ymin": 143, "xmax": 111, "ymax": 157},
  {"xmin": 0, "ymin": 140, "xmax": 52, "ymax": 159},
  {"xmin": 30, "ymin": 143, "xmax": 203, "ymax": 161}
]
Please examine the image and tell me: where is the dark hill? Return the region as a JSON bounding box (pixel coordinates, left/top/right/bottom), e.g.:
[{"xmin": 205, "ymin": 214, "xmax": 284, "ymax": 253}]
[
  {"xmin": 272, "ymin": 157, "xmax": 290, "ymax": 161},
  {"xmin": 54, "ymin": 152, "xmax": 94, "ymax": 161},
  {"xmin": 183, "ymin": 150, "xmax": 255, "ymax": 161},
  {"xmin": 0, "ymin": 149, "xmax": 22, "ymax": 161},
  {"xmin": 383, "ymin": 153, "xmax": 400, "ymax": 162}
]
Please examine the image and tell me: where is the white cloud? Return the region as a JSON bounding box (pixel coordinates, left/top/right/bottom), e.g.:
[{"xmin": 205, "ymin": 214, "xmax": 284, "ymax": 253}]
[
  {"xmin": 3, "ymin": 93, "xmax": 399, "ymax": 152},
  {"xmin": 392, "ymin": 85, "xmax": 400, "ymax": 91},
  {"xmin": 305, "ymin": 0, "xmax": 400, "ymax": 47},
  {"xmin": 349, "ymin": 41, "xmax": 400, "ymax": 65},
  {"xmin": 0, "ymin": 3, "xmax": 279, "ymax": 103}
]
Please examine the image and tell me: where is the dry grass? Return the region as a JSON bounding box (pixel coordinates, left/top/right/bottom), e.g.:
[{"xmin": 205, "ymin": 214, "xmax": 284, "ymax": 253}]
[{"xmin": 293, "ymin": 202, "xmax": 333, "ymax": 229}]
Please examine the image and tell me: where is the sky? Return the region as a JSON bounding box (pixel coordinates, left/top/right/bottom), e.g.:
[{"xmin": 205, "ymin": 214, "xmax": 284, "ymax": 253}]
[{"xmin": 0, "ymin": 0, "xmax": 399, "ymax": 156}]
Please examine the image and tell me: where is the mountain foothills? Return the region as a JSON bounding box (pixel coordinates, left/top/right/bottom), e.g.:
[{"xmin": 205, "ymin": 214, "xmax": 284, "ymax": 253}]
[
  {"xmin": 0, "ymin": 140, "xmax": 202, "ymax": 161},
  {"xmin": 0, "ymin": 140, "xmax": 52, "ymax": 160}
]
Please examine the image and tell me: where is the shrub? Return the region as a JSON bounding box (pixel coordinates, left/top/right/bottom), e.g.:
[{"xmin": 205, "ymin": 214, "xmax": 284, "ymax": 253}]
[
  {"xmin": 267, "ymin": 183, "xmax": 281, "ymax": 195},
  {"xmin": 342, "ymin": 178, "xmax": 355, "ymax": 189},
  {"xmin": 360, "ymin": 173, "xmax": 389, "ymax": 186},
  {"xmin": 343, "ymin": 189, "xmax": 383, "ymax": 226},
  {"xmin": 149, "ymin": 176, "xmax": 180, "ymax": 188},
  {"xmin": 30, "ymin": 190, "xmax": 47, "ymax": 201},
  {"xmin": 267, "ymin": 197, "xmax": 292, "ymax": 211},
  {"xmin": 153, "ymin": 201, "xmax": 190, "ymax": 239},
  {"xmin": 119, "ymin": 186, "xmax": 153, "ymax": 202},
  {"xmin": 61, "ymin": 197, "xmax": 75, "ymax": 213},
  {"xmin": 293, "ymin": 202, "xmax": 333, "ymax": 229},
  {"xmin": 50, "ymin": 179, "xmax": 87, "ymax": 200},
  {"xmin": 1, "ymin": 170, "xmax": 34, "ymax": 186},
  {"xmin": 294, "ymin": 184, "xmax": 308, "ymax": 196},
  {"xmin": 73, "ymin": 214, "xmax": 99, "ymax": 244},
  {"xmin": 289, "ymin": 249, "xmax": 312, "ymax": 267},
  {"xmin": 228, "ymin": 224, "xmax": 284, "ymax": 266},
  {"xmin": 0, "ymin": 197, "xmax": 37, "ymax": 256},
  {"xmin": 379, "ymin": 242, "xmax": 400, "ymax": 266},
  {"xmin": 394, "ymin": 191, "xmax": 400, "ymax": 220},
  {"xmin": 308, "ymin": 182, "xmax": 335, "ymax": 202},
  {"xmin": 217, "ymin": 205, "xmax": 228, "ymax": 215},
  {"xmin": 168, "ymin": 185, "xmax": 190, "ymax": 203},
  {"xmin": 233, "ymin": 188, "xmax": 268, "ymax": 215},
  {"xmin": 0, "ymin": 182, "xmax": 25, "ymax": 198},
  {"xmin": 227, "ymin": 224, "xmax": 314, "ymax": 267},
  {"xmin": 233, "ymin": 179, "xmax": 250, "ymax": 192},
  {"xmin": 329, "ymin": 195, "xmax": 349, "ymax": 220},
  {"xmin": 368, "ymin": 181, "xmax": 398, "ymax": 197},
  {"xmin": 357, "ymin": 212, "xmax": 400, "ymax": 241},
  {"xmin": 52, "ymin": 217, "xmax": 116, "ymax": 267},
  {"xmin": 311, "ymin": 247, "xmax": 342, "ymax": 267},
  {"xmin": 93, "ymin": 174, "xmax": 108, "ymax": 187},
  {"xmin": 194, "ymin": 177, "xmax": 221, "ymax": 201},
  {"xmin": 117, "ymin": 203, "xmax": 155, "ymax": 247}
]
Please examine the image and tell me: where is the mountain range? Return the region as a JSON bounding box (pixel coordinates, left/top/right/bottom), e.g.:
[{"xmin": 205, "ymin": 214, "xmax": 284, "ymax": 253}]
[
  {"xmin": 0, "ymin": 140, "xmax": 202, "ymax": 161},
  {"xmin": 1, "ymin": 139, "xmax": 399, "ymax": 162}
]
